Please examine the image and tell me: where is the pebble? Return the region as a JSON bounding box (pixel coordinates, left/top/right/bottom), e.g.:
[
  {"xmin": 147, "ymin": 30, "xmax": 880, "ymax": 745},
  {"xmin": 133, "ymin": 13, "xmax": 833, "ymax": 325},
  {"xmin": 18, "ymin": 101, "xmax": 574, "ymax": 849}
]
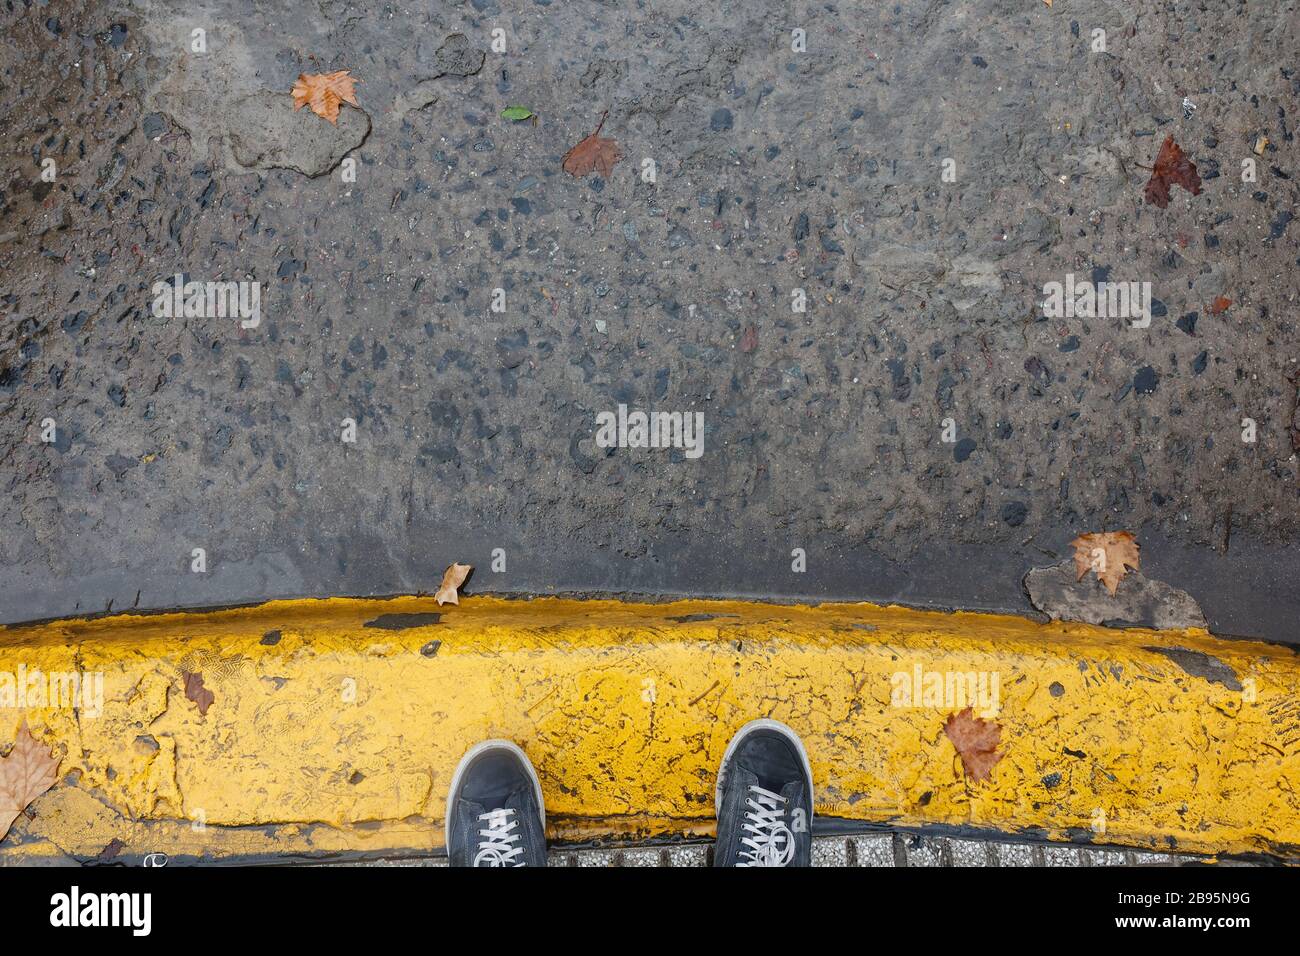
[
  {"xmin": 1134, "ymin": 366, "xmax": 1159, "ymax": 394},
  {"xmin": 1001, "ymin": 502, "xmax": 1028, "ymax": 527},
  {"xmin": 142, "ymin": 113, "xmax": 167, "ymax": 139}
]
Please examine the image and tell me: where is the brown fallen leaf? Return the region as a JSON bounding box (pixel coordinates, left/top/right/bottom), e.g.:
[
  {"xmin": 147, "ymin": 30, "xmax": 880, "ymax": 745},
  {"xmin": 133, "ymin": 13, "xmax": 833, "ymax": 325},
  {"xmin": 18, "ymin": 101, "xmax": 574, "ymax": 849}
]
[
  {"xmin": 1071, "ymin": 530, "xmax": 1140, "ymax": 595},
  {"xmin": 94, "ymin": 838, "xmax": 126, "ymax": 863},
  {"xmin": 0, "ymin": 721, "xmax": 60, "ymax": 842},
  {"xmin": 183, "ymin": 671, "xmax": 215, "ymax": 716},
  {"xmin": 1207, "ymin": 295, "xmax": 1232, "ymax": 315},
  {"xmin": 562, "ymin": 111, "xmax": 622, "ymax": 179},
  {"xmin": 1143, "ymin": 135, "xmax": 1202, "ymax": 208},
  {"xmin": 291, "ymin": 70, "xmax": 360, "ymax": 124},
  {"xmin": 435, "ymin": 563, "xmax": 472, "ymax": 606},
  {"xmin": 943, "ymin": 708, "xmax": 1003, "ymax": 783},
  {"xmin": 739, "ymin": 324, "xmax": 758, "ymax": 353}
]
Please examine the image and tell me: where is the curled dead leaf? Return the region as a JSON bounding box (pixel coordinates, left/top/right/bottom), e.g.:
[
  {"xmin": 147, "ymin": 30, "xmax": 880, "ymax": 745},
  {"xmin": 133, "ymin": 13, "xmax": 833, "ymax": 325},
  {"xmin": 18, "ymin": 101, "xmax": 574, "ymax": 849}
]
[
  {"xmin": 291, "ymin": 70, "xmax": 360, "ymax": 125},
  {"xmin": 0, "ymin": 721, "xmax": 60, "ymax": 842},
  {"xmin": 183, "ymin": 671, "xmax": 215, "ymax": 716},
  {"xmin": 1071, "ymin": 530, "xmax": 1140, "ymax": 595},
  {"xmin": 562, "ymin": 111, "xmax": 622, "ymax": 179},
  {"xmin": 943, "ymin": 708, "xmax": 1003, "ymax": 783},
  {"xmin": 435, "ymin": 563, "xmax": 472, "ymax": 606}
]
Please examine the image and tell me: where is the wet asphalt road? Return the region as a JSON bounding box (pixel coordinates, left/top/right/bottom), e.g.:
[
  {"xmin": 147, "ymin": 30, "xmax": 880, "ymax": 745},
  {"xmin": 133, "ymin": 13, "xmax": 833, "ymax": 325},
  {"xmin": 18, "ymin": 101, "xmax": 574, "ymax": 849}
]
[{"xmin": 1, "ymin": 0, "xmax": 1297, "ymax": 639}]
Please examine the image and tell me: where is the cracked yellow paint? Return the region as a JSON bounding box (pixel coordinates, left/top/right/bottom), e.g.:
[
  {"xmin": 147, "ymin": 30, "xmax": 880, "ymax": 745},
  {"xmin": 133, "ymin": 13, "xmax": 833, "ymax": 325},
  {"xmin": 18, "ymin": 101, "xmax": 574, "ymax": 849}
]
[{"xmin": 0, "ymin": 595, "xmax": 1296, "ymax": 863}]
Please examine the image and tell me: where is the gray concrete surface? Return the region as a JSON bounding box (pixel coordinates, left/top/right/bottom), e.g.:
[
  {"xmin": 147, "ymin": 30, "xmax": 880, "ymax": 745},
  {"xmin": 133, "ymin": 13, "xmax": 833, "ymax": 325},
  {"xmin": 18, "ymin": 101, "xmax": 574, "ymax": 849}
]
[{"xmin": 1, "ymin": 0, "xmax": 1297, "ymax": 638}]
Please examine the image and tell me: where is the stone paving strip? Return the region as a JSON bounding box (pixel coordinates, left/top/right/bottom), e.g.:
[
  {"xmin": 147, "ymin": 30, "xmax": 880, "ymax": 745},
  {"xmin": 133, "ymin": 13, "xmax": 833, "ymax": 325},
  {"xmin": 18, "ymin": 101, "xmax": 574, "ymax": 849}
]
[{"xmin": 347, "ymin": 833, "xmax": 1252, "ymax": 867}]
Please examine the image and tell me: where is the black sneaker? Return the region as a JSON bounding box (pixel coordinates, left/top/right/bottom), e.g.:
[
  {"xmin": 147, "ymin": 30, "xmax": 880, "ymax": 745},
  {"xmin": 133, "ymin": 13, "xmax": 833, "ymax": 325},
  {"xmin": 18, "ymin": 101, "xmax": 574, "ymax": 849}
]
[
  {"xmin": 714, "ymin": 718, "xmax": 813, "ymax": 867},
  {"xmin": 445, "ymin": 740, "xmax": 547, "ymax": 867}
]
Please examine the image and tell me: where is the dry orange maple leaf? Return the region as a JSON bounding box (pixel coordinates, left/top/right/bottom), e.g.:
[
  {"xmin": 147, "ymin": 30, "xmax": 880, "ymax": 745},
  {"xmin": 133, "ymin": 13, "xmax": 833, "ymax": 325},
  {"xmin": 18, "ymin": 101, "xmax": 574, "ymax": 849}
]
[
  {"xmin": 0, "ymin": 721, "xmax": 60, "ymax": 842},
  {"xmin": 943, "ymin": 708, "xmax": 1003, "ymax": 783},
  {"xmin": 435, "ymin": 563, "xmax": 472, "ymax": 606},
  {"xmin": 562, "ymin": 111, "xmax": 622, "ymax": 179},
  {"xmin": 1071, "ymin": 530, "xmax": 1140, "ymax": 595},
  {"xmin": 291, "ymin": 70, "xmax": 360, "ymax": 124}
]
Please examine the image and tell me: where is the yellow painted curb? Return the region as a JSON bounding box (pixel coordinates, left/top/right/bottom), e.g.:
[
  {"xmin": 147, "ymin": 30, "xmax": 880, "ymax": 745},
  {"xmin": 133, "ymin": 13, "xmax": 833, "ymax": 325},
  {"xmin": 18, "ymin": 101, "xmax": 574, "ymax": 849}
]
[{"xmin": 0, "ymin": 595, "xmax": 1294, "ymax": 863}]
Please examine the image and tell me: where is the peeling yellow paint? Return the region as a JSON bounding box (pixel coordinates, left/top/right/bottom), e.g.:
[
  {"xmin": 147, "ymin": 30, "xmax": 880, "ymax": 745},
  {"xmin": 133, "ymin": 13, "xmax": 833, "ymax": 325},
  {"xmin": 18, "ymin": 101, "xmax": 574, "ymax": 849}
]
[{"xmin": 0, "ymin": 595, "xmax": 1296, "ymax": 863}]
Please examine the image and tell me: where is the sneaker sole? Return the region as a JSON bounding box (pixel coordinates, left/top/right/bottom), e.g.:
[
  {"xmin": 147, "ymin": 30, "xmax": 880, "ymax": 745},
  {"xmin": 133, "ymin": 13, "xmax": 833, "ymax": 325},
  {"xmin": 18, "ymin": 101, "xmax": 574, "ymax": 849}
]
[
  {"xmin": 444, "ymin": 739, "xmax": 546, "ymax": 854},
  {"xmin": 714, "ymin": 717, "xmax": 815, "ymax": 817}
]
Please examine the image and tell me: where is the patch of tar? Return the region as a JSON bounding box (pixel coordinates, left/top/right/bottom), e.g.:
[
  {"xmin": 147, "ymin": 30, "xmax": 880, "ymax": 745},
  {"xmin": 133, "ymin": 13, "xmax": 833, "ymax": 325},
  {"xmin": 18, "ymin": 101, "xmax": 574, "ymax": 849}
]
[
  {"xmin": 1144, "ymin": 646, "xmax": 1243, "ymax": 691},
  {"xmin": 364, "ymin": 613, "xmax": 442, "ymax": 630}
]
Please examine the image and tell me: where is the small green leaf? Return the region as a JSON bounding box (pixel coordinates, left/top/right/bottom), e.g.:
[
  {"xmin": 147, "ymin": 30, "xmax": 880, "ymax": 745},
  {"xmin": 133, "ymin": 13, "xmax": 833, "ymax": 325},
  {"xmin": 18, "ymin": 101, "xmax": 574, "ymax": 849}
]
[{"xmin": 501, "ymin": 106, "xmax": 535, "ymax": 121}]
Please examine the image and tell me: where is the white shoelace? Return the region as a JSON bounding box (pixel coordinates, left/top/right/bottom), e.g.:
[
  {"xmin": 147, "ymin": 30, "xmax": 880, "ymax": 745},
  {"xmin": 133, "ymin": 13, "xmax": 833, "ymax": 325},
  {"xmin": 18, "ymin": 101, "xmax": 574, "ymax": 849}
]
[
  {"xmin": 473, "ymin": 808, "xmax": 527, "ymax": 867},
  {"xmin": 736, "ymin": 785, "xmax": 796, "ymax": 866}
]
